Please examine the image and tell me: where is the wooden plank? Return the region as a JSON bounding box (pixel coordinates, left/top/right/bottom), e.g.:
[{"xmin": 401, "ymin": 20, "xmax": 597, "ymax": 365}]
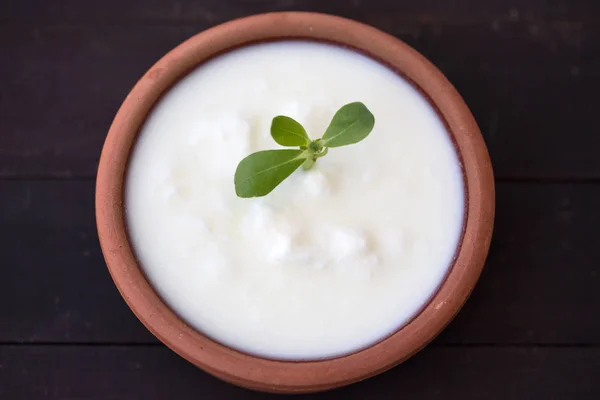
[
  {"xmin": 1, "ymin": 0, "xmax": 599, "ymax": 22},
  {"xmin": 1, "ymin": 181, "xmax": 599, "ymax": 345},
  {"xmin": 1, "ymin": 23, "xmax": 598, "ymax": 179},
  {"xmin": 0, "ymin": 181, "xmax": 156, "ymax": 343},
  {"xmin": 0, "ymin": 25, "xmax": 198, "ymax": 179},
  {"xmin": 438, "ymin": 181, "xmax": 600, "ymax": 345},
  {"xmin": 1, "ymin": 345, "xmax": 598, "ymax": 399}
]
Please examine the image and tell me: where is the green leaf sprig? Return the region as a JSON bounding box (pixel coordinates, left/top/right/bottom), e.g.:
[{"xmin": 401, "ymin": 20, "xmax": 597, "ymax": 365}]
[{"xmin": 234, "ymin": 102, "xmax": 375, "ymax": 198}]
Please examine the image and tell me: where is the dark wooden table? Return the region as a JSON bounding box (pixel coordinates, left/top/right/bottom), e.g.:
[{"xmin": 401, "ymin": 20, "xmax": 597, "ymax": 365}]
[{"xmin": 2, "ymin": 1, "xmax": 600, "ymax": 398}]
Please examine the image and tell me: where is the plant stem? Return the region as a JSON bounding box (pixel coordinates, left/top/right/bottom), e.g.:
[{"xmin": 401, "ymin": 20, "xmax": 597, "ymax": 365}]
[
  {"xmin": 302, "ymin": 157, "xmax": 316, "ymax": 170},
  {"xmin": 302, "ymin": 142, "xmax": 329, "ymax": 170},
  {"xmin": 314, "ymin": 147, "xmax": 328, "ymax": 158}
]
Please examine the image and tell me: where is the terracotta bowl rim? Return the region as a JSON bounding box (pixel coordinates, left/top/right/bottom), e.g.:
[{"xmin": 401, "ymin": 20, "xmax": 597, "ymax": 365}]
[{"xmin": 95, "ymin": 11, "xmax": 495, "ymax": 394}]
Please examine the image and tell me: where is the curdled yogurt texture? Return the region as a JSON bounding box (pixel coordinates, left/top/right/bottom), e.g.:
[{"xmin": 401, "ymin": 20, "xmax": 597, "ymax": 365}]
[{"xmin": 126, "ymin": 41, "xmax": 464, "ymax": 360}]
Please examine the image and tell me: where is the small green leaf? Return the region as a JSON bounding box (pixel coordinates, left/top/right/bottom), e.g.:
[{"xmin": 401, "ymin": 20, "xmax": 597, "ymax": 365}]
[
  {"xmin": 235, "ymin": 149, "xmax": 308, "ymax": 197},
  {"xmin": 271, "ymin": 116, "xmax": 311, "ymax": 147},
  {"xmin": 321, "ymin": 102, "xmax": 375, "ymax": 148}
]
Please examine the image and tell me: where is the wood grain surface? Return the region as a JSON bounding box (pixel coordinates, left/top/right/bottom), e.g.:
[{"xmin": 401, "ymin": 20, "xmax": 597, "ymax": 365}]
[{"xmin": 2, "ymin": 345, "xmax": 599, "ymax": 399}]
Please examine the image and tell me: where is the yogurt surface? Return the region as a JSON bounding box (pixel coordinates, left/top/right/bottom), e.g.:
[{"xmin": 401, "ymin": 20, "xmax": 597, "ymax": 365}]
[{"xmin": 126, "ymin": 41, "xmax": 464, "ymax": 360}]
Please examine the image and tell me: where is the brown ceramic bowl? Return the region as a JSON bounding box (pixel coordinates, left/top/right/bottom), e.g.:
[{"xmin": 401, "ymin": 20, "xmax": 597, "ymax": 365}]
[{"xmin": 96, "ymin": 12, "xmax": 494, "ymax": 394}]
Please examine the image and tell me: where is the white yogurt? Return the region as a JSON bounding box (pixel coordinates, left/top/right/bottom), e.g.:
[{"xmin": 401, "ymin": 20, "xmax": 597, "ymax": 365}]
[{"xmin": 126, "ymin": 41, "xmax": 464, "ymax": 360}]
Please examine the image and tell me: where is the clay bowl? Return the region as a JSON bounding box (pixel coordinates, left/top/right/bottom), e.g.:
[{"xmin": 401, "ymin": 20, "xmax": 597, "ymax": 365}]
[{"xmin": 96, "ymin": 12, "xmax": 494, "ymax": 394}]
